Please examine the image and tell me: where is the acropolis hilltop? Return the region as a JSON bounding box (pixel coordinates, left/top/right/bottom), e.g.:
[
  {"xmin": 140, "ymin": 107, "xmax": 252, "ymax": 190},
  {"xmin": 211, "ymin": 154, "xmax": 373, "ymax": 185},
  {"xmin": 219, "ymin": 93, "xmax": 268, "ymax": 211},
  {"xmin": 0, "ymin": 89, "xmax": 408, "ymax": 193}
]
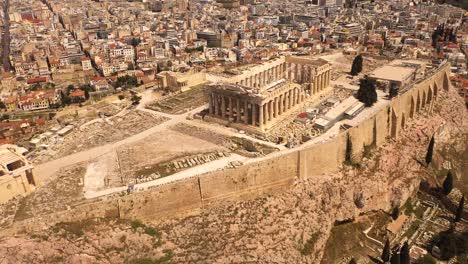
[{"xmin": 0, "ymin": 0, "xmax": 466, "ymax": 263}]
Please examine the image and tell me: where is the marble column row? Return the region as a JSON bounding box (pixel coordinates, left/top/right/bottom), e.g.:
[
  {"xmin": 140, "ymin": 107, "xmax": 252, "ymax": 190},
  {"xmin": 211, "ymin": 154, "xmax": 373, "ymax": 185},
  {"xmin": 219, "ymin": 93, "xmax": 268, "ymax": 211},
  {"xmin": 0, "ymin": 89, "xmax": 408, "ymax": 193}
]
[
  {"xmin": 259, "ymin": 87, "xmax": 305, "ymax": 127},
  {"xmin": 210, "ymin": 88, "xmax": 305, "ymax": 129},
  {"xmin": 235, "ymin": 63, "xmax": 288, "ymax": 89},
  {"xmin": 312, "ymin": 69, "xmax": 331, "ymax": 95},
  {"xmin": 210, "ymin": 94, "xmax": 258, "ymax": 127}
]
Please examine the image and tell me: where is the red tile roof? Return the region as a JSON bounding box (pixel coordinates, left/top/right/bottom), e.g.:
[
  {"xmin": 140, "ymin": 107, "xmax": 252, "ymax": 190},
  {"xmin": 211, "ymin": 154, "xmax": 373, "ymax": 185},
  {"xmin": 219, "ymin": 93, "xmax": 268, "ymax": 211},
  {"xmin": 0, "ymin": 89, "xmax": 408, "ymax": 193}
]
[
  {"xmin": 69, "ymin": 89, "xmax": 85, "ymax": 97},
  {"xmin": 27, "ymin": 77, "xmax": 47, "ymax": 84},
  {"xmin": 90, "ymin": 76, "xmax": 106, "ymax": 82}
]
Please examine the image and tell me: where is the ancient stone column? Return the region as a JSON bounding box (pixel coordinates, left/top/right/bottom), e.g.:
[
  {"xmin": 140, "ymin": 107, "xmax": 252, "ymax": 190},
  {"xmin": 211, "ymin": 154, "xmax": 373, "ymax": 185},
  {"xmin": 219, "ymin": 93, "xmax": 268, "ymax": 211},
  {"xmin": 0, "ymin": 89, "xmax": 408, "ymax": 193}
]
[
  {"xmin": 214, "ymin": 94, "xmax": 219, "ymax": 116},
  {"xmin": 236, "ymin": 99, "xmax": 241, "ymax": 122},
  {"xmin": 278, "ymin": 95, "xmax": 282, "ymax": 115},
  {"xmin": 252, "ymin": 103, "xmax": 257, "ymax": 126},
  {"xmin": 221, "ymin": 96, "xmax": 226, "ymax": 118},
  {"xmin": 325, "ymin": 72, "xmax": 328, "ymax": 88},
  {"xmin": 288, "ymin": 90, "xmax": 292, "ymax": 109},
  {"xmin": 228, "ymin": 97, "xmax": 233, "ymax": 119},
  {"xmin": 320, "ymin": 73, "xmax": 324, "ymax": 90},
  {"xmin": 281, "ymin": 93, "xmax": 286, "ymax": 112},
  {"xmin": 274, "ymin": 97, "xmax": 278, "ymax": 118},
  {"xmin": 296, "ymin": 88, "xmax": 300, "ymax": 104},
  {"xmin": 244, "ymin": 101, "xmax": 249, "ymax": 124},
  {"xmin": 314, "ymin": 76, "xmax": 318, "ymax": 93},
  {"xmin": 282, "ymin": 93, "xmax": 287, "ymax": 112},
  {"xmin": 322, "ymin": 73, "xmax": 326, "ymax": 90},
  {"xmin": 268, "ymin": 100, "xmax": 273, "ymax": 121},
  {"xmin": 282, "ymin": 62, "xmax": 286, "ymax": 78},
  {"xmin": 316, "ymin": 74, "xmax": 320, "ymax": 91},
  {"xmin": 258, "ymin": 73, "xmax": 262, "ymax": 88},
  {"xmin": 209, "ymin": 93, "xmax": 214, "ymax": 114},
  {"xmin": 259, "ymin": 103, "xmax": 264, "ymax": 128},
  {"xmin": 292, "ymin": 89, "xmax": 296, "ymax": 107},
  {"xmin": 308, "ymin": 66, "xmax": 313, "ymax": 83},
  {"xmin": 323, "ymin": 71, "xmax": 327, "ymax": 88}
]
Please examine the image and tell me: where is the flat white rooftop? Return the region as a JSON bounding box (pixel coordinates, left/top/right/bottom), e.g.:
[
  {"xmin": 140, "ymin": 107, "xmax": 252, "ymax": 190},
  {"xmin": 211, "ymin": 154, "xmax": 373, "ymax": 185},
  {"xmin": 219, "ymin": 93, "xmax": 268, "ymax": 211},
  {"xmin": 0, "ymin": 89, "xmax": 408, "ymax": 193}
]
[{"xmin": 368, "ymin": 66, "xmax": 415, "ymax": 83}]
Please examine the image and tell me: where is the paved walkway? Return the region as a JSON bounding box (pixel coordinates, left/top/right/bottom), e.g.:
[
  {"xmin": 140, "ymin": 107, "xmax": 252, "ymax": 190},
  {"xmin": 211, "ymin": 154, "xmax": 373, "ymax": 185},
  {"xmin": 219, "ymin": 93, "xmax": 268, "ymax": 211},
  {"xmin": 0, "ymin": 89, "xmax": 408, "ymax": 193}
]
[
  {"xmin": 84, "ymin": 153, "xmax": 247, "ymax": 199},
  {"xmin": 33, "ymin": 103, "xmax": 206, "ymax": 184}
]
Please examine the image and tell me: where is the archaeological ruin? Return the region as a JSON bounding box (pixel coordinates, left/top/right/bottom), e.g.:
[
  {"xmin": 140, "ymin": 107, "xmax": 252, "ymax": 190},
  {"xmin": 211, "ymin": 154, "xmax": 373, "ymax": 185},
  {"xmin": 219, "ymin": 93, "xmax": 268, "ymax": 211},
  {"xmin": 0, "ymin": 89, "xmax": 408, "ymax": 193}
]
[
  {"xmin": 206, "ymin": 56, "xmax": 332, "ymax": 133},
  {"xmin": 0, "ymin": 144, "xmax": 36, "ymax": 204}
]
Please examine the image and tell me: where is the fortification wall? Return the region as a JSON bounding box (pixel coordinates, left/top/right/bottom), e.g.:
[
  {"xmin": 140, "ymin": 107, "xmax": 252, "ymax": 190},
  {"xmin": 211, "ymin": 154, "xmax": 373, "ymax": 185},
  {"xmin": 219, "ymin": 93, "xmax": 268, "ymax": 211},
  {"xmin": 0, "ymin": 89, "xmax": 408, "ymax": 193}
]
[
  {"xmin": 298, "ymin": 133, "xmax": 347, "ymax": 178},
  {"xmin": 5, "ymin": 64, "xmax": 452, "ymax": 231},
  {"xmin": 116, "ymin": 63, "xmax": 450, "ymax": 221},
  {"xmin": 200, "ymin": 151, "xmax": 299, "ymax": 206},
  {"xmin": 119, "ymin": 177, "xmax": 202, "ymax": 222}
]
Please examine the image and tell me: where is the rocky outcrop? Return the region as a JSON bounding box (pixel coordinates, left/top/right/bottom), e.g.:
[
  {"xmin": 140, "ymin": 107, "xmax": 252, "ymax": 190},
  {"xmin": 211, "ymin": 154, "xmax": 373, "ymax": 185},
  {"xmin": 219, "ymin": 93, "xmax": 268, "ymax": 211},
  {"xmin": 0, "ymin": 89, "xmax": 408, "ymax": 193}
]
[
  {"xmin": 157, "ymin": 87, "xmax": 467, "ymax": 263},
  {"xmin": 0, "ymin": 88, "xmax": 465, "ymax": 263}
]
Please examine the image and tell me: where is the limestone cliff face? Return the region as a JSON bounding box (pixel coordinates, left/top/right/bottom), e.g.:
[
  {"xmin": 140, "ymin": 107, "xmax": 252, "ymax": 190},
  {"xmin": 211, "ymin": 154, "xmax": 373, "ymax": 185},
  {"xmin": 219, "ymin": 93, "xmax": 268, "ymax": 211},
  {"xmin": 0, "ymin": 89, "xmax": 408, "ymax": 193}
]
[{"xmin": 157, "ymin": 87, "xmax": 467, "ymax": 263}]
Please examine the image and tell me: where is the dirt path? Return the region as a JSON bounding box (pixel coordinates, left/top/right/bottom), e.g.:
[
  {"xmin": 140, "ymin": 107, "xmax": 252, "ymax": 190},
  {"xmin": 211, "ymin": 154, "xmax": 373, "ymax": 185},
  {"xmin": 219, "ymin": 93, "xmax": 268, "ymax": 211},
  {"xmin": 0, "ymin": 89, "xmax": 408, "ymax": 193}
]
[
  {"xmin": 33, "ymin": 106, "xmax": 199, "ymax": 184},
  {"xmin": 34, "ymin": 89, "xmax": 284, "ymax": 190}
]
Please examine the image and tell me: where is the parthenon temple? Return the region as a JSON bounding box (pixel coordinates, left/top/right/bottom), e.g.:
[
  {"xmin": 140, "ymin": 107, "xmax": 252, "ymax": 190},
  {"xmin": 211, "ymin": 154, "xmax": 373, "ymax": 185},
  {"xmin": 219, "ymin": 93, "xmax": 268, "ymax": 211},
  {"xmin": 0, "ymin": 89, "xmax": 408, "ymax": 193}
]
[{"xmin": 206, "ymin": 56, "xmax": 332, "ymax": 134}]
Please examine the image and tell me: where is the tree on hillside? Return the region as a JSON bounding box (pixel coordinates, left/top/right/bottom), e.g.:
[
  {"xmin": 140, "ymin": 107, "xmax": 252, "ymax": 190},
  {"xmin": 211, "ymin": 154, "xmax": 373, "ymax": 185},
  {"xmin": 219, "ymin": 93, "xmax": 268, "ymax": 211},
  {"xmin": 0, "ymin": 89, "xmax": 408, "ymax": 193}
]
[
  {"xmin": 400, "ymin": 242, "xmax": 410, "ymax": 264},
  {"xmin": 455, "ymin": 195, "xmax": 464, "ymax": 222},
  {"xmin": 84, "ymin": 89, "xmax": 90, "ymax": 100},
  {"xmin": 357, "ymin": 77, "xmax": 377, "ymax": 107},
  {"xmin": 415, "ymin": 254, "xmax": 436, "ymax": 264},
  {"xmin": 390, "ymin": 251, "xmax": 400, "ymax": 264},
  {"xmin": 425, "ymin": 135, "xmax": 435, "ymax": 166},
  {"xmin": 115, "ymin": 75, "xmax": 138, "ymax": 89},
  {"xmin": 433, "ymin": 228, "xmax": 467, "ymax": 260},
  {"xmin": 351, "ymin": 55, "xmax": 363, "ymax": 76},
  {"xmin": 382, "ymin": 239, "xmax": 391, "ymax": 262},
  {"xmin": 442, "ymin": 170, "xmax": 454, "ymax": 195},
  {"xmin": 389, "ymin": 83, "xmax": 399, "ymax": 98},
  {"xmin": 349, "ymin": 258, "xmax": 357, "ymax": 264},
  {"xmin": 130, "ymin": 37, "xmax": 141, "ymax": 47},
  {"xmin": 392, "ymin": 207, "xmax": 400, "ymax": 220},
  {"xmin": 131, "ymin": 94, "xmax": 142, "ymax": 105},
  {"xmin": 345, "ymin": 133, "xmax": 353, "ymax": 164}
]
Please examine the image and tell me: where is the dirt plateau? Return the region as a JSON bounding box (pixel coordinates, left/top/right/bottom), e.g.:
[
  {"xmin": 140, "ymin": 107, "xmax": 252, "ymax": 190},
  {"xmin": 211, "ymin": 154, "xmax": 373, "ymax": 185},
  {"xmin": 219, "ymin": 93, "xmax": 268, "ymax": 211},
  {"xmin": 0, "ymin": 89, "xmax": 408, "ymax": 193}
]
[{"xmin": 0, "ymin": 87, "xmax": 467, "ymax": 264}]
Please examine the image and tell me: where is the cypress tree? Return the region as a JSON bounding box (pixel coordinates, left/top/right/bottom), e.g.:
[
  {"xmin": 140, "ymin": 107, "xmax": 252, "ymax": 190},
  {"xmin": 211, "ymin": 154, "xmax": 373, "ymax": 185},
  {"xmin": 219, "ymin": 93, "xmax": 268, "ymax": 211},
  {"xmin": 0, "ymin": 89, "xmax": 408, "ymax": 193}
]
[
  {"xmin": 382, "ymin": 238, "xmax": 391, "ymax": 262},
  {"xmin": 425, "ymin": 135, "xmax": 435, "ymax": 166},
  {"xmin": 400, "ymin": 242, "xmax": 410, "ymax": 264},
  {"xmin": 390, "ymin": 251, "xmax": 400, "ymax": 264},
  {"xmin": 442, "ymin": 170, "xmax": 454, "ymax": 195},
  {"xmin": 392, "ymin": 207, "xmax": 400, "ymax": 220},
  {"xmin": 357, "ymin": 78, "xmax": 378, "ymax": 107},
  {"xmin": 389, "ymin": 84, "xmax": 399, "ymax": 98},
  {"xmin": 431, "ymin": 31, "xmax": 438, "ymax": 48},
  {"xmin": 455, "ymin": 195, "xmax": 464, "ymax": 222},
  {"xmin": 351, "ymin": 55, "xmax": 363, "ymax": 76},
  {"xmin": 345, "ymin": 133, "xmax": 353, "ymax": 164}
]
